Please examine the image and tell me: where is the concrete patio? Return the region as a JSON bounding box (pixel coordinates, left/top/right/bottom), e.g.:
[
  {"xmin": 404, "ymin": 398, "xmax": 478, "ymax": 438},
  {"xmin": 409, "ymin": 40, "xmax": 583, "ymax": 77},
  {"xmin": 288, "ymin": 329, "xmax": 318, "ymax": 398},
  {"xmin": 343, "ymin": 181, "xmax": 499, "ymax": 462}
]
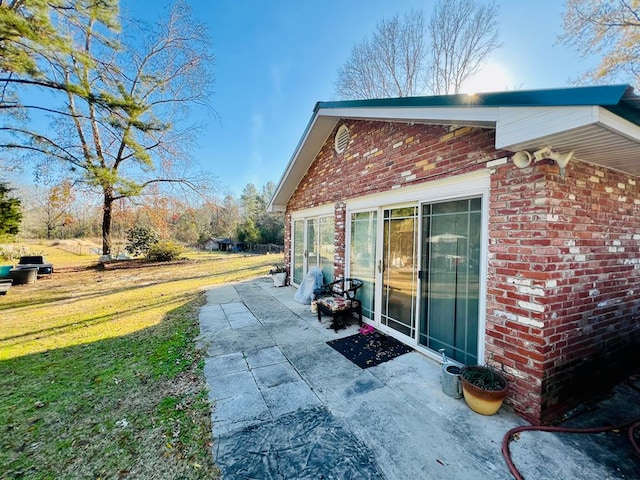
[{"xmin": 197, "ymin": 278, "xmax": 640, "ymax": 480}]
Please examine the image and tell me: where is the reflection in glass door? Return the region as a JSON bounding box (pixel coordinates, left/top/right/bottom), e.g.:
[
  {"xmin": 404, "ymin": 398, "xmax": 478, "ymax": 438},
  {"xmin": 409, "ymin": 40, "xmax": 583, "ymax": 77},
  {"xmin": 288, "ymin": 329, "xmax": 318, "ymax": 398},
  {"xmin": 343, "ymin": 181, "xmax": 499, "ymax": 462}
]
[
  {"xmin": 350, "ymin": 211, "xmax": 377, "ymax": 319},
  {"xmin": 318, "ymin": 217, "xmax": 335, "ymax": 283},
  {"xmin": 291, "ymin": 215, "xmax": 335, "ymax": 286},
  {"xmin": 306, "ymin": 218, "xmax": 319, "ymax": 273},
  {"xmin": 293, "ymin": 220, "xmax": 305, "ymax": 285},
  {"xmin": 419, "ymin": 198, "xmax": 481, "ymax": 364},
  {"xmin": 381, "ymin": 206, "xmax": 417, "ymax": 338}
]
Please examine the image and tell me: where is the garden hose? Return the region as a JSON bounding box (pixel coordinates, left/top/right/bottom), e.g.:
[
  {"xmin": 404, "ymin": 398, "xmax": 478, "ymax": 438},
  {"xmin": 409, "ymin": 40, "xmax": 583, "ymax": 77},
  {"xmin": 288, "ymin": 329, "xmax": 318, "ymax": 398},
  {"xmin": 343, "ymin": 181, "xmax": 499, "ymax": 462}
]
[{"xmin": 502, "ymin": 375, "xmax": 640, "ymax": 480}]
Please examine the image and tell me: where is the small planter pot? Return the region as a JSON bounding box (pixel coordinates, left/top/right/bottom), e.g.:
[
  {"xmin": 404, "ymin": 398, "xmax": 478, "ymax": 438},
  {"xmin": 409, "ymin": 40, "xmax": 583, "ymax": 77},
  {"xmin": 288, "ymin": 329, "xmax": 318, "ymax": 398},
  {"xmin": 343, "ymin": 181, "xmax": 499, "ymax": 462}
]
[
  {"xmin": 272, "ymin": 272, "xmax": 287, "ymax": 287},
  {"xmin": 9, "ymin": 267, "xmax": 38, "ymax": 285},
  {"xmin": 460, "ymin": 365, "xmax": 508, "ymax": 416}
]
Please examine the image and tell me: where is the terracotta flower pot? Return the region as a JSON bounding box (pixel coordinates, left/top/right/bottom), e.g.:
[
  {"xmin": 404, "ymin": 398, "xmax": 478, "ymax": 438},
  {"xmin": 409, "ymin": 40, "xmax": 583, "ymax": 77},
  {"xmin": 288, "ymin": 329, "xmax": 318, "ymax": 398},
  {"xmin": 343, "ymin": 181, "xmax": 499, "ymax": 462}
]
[{"xmin": 460, "ymin": 365, "xmax": 508, "ymax": 416}]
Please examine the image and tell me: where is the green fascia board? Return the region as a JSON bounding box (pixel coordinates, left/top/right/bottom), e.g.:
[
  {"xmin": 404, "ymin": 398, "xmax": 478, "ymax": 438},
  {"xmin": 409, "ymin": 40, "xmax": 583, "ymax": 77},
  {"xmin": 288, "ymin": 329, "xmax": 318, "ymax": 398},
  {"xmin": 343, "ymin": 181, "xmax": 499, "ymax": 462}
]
[{"xmin": 315, "ymin": 84, "xmax": 634, "ymax": 112}]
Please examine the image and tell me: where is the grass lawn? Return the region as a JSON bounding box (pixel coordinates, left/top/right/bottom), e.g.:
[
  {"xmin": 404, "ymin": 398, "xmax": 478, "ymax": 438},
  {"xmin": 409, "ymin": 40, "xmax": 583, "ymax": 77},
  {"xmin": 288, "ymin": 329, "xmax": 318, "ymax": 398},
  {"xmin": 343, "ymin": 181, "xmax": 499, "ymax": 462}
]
[{"xmin": 0, "ymin": 244, "xmax": 282, "ymax": 479}]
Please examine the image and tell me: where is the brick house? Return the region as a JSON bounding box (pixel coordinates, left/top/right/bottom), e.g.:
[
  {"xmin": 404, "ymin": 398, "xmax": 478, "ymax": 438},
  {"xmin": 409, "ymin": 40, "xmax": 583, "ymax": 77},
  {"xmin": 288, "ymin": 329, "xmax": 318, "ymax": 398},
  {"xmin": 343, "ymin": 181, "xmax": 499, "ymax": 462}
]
[{"xmin": 267, "ymin": 85, "xmax": 640, "ymax": 424}]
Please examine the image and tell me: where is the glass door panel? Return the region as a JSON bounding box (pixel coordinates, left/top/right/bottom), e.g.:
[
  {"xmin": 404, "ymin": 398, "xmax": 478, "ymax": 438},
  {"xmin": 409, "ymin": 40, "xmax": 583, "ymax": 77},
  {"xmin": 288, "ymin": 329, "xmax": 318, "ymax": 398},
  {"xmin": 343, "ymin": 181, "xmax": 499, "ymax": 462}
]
[
  {"xmin": 292, "ymin": 215, "xmax": 335, "ymax": 286},
  {"xmin": 350, "ymin": 211, "xmax": 377, "ymax": 319},
  {"xmin": 306, "ymin": 218, "xmax": 318, "ymax": 270},
  {"xmin": 292, "ymin": 219, "xmax": 305, "ymax": 285},
  {"xmin": 318, "ymin": 216, "xmax": 335, "ymax": 283},
  {"xmin": 419, "ymin": 198, "xmax": 481, "ymax": 364},
  {"xmin": 381, "ymin": 207, "xmax": 417, "ymax": 337}
]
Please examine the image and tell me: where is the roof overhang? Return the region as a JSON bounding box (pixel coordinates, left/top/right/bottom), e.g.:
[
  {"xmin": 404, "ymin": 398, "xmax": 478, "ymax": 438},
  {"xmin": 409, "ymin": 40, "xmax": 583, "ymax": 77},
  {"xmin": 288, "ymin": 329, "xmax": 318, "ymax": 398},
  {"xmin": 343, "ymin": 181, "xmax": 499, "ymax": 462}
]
[
  {"xmin": 495, "ymin": 105, "xmax": 640, "ymax": 173},
  {"xmin": 268, "ymin": 85, "xmax": 640, "ymax": 212}
]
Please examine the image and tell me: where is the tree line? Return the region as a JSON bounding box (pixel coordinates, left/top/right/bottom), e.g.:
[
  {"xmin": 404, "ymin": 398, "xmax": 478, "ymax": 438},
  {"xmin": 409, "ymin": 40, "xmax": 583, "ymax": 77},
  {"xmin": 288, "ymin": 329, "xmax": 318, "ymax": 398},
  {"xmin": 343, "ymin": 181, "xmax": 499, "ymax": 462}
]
[{"xmin": 0, "ymin": 179, "xmax": 284, "ymax": 249}]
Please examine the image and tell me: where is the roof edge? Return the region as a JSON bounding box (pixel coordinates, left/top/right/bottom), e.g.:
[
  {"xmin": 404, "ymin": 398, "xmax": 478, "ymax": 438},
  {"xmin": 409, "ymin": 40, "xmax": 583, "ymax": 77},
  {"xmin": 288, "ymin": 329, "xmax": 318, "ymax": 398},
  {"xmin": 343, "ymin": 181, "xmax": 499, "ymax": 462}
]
[
  {"xmin": 267, "ymin": 107, "xmax": 326, "ymax": 212},
  {"xmin": 269, "ymin": 84, "xmax": 640, "ymax": 212},
  {"xmin": 317, "ymin": 84, "xmax": 633, "ymax": 111}
]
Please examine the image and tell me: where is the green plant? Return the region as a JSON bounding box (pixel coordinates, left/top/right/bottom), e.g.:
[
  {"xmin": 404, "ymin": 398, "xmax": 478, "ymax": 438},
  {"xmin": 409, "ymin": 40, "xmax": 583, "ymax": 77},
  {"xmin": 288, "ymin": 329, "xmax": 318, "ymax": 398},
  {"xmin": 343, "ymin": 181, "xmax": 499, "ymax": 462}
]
[
  {"xmin": 0, "ymin": 245, "xmax": 42, "ymax": 262},
  {"xmin": 269, "ymin": 265, "xmax": 287, "ymax": 275},
  {"xmin": 147, "ymin": 240, "xmax": 184, "ymax": 262},
  {"xmin": 0, "ymin": 183, "xmax": 22, "ymax": 239},
  {"xmin": 461, "ymin": 365, "xmax": 507, "ymax": 391},
  {"xmin": 125, "ymin": 225, "xmax": 160, "ymax": 256}
]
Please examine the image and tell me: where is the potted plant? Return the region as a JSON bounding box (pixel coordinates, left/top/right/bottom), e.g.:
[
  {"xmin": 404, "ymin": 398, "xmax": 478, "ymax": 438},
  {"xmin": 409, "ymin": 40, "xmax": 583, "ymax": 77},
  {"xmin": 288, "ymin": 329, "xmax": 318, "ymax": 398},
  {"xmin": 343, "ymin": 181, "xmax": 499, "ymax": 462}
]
[
  {"xmin": 460, "ymin": 364, "xmax": 508, "ymax": 415},
  {"xmin": 269, "ymin": 265, "xmax": 288, "ymax": 287}
]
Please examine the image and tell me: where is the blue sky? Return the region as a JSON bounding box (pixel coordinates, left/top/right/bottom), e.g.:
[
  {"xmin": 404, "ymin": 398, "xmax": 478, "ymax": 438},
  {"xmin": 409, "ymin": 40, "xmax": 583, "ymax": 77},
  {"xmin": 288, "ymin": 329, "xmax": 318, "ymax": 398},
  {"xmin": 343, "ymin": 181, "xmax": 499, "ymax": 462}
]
[{"xmin": 127, "ymin": 0, "xmax": 598, "ymax": 198}]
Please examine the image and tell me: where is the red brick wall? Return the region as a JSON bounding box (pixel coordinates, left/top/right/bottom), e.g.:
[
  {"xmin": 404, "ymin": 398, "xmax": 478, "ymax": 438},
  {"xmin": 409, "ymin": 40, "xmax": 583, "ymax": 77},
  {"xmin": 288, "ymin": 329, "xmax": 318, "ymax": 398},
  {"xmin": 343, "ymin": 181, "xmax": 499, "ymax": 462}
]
[
  {"xmin": 285, "ymin": 120, "xmax": 501, "ymax": 275},
  {"xmin": 285, "ymin": 119, "xmax": 640, "ymax": 423},
  {"xmin": 487, "ymin": 159, "xmax": 640, "ymax": 423},
  {"xmin": 288, "ymin": 121, "xmax": 498, "ymax": 212}
]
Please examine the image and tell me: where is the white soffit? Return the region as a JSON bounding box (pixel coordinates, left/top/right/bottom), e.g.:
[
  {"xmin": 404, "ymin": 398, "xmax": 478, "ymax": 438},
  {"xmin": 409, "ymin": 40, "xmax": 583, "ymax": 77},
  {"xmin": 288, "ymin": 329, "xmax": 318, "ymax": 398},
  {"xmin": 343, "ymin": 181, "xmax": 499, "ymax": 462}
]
[{"xmin": 497, "ymin": 106, "xmax": 640, "ymax": 176}]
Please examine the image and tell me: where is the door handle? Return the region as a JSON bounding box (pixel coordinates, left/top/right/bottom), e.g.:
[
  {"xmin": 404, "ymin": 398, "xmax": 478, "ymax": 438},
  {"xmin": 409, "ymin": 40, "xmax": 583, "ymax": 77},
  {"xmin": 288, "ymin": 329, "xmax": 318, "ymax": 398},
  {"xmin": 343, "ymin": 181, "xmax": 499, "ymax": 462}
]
[{"xmin": 378, "ymin": 259, "xmax": 382, "ymax": 273}]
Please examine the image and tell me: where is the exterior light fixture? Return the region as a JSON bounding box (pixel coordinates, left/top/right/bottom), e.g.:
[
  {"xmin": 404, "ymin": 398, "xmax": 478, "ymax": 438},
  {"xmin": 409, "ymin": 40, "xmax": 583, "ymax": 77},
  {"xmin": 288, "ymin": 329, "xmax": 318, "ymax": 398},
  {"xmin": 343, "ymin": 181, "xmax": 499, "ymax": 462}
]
[{"xmin": 512, "ymin": 146, "xmax": 575, "ymax": 177}]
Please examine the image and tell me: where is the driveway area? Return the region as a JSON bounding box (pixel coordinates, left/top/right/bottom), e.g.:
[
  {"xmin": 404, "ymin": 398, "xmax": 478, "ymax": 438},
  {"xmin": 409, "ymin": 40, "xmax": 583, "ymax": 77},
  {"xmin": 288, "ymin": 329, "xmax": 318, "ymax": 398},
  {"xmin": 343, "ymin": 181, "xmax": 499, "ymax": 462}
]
[{"xmin": 197, "ymin": 278, "xmax": 640, "ymax": 479}]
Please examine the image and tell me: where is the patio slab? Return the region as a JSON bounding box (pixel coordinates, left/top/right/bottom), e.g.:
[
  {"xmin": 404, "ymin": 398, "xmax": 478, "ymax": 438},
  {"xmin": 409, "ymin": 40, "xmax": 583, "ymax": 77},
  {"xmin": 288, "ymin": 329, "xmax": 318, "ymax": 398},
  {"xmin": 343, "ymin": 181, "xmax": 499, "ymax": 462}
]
[
  {"xmin": 201, "ymin": 278, "xmax": 640, "ymax": 480},
  {"xmin": 245, "ymin": 345, "xmax": 288, "ymax": 369}
]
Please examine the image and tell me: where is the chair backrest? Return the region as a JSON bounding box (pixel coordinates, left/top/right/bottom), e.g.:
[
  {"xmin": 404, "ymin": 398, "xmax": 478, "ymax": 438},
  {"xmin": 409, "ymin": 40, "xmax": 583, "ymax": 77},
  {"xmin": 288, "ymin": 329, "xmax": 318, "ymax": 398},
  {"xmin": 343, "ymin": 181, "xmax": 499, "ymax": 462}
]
[{"xmin": 331, "ymin": 277, "xmax": 363, "ymax": 299}]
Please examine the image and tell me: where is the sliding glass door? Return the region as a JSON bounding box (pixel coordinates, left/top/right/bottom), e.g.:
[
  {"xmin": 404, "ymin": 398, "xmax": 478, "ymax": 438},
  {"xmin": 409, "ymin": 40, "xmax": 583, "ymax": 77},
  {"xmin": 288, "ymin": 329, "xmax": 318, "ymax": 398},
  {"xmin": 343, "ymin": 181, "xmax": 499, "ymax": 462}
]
[
  {"xmin": 291, "ymin": 215, "xmax": 334, "ymax": 286},
  {"xmin": 345, "ymin": 198, "xmax": 482, "ymax": 364},
  {"xmin": 419, "ymin": 198, "xmax": 481, "ymax": 364},
  {"xmin": 350, "ymin": 211, "xmax": 377, "ymax": 319},
  {"xmin": 380, "ymin": 206, "xmax": 418, "ymax": 338}
]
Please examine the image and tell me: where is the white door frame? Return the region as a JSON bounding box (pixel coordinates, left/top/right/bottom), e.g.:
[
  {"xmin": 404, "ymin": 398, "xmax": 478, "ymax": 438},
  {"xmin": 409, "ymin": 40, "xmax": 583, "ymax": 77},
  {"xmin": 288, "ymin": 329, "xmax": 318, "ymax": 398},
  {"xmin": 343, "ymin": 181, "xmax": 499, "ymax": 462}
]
[
  {"xmin": 290, "ymin": 205, "xmax": 334, "ymax": 287},
  {"xmin": 345, "ymin": 171, "xmax": 490, "ymax": 364},
  {"xmin": 374, "ymin": 202, "xmax": 419, "ymax": 345}
]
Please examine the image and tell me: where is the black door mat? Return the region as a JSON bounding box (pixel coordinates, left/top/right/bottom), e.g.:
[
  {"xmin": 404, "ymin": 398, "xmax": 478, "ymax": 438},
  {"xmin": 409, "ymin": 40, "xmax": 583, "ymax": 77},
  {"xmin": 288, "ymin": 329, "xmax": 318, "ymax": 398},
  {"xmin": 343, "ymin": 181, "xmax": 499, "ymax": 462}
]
[{"xmin": 327, "ymin": 331, "xmax": 413, "ymax": 369}]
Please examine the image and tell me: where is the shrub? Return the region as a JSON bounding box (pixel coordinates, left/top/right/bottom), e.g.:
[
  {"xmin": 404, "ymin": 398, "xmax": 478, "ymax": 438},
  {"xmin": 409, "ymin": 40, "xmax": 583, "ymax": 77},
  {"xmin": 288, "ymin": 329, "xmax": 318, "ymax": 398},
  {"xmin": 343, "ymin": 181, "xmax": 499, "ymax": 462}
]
[
  {"xmin": 0, "ymin": 183, "xmax": 22, "ymax": 239},
  {"xmin": 0, "ymin": 245, "xmax": 39, "ymax": 261},
  {"xmin": 125, "ymin": 225, "xmax": 159, "ymax": 257},
  {"xmin": 146, "ymin": 240, "xmax": 184, "ymax": 262}
]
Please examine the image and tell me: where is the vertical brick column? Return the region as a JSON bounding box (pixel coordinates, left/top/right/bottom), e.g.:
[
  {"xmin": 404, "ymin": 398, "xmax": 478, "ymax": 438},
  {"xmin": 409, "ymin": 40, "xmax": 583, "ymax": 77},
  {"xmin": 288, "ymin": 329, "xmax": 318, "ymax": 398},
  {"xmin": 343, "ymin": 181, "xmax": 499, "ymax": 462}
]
[
  {"xmin": 283, "ymin": 211, "xmax": 292, "ymax": 274},
  {"xmin": 334, "ymin": 201, "xmax": 346, "ymax": 278},
  {"xmin": 486, "ymin": 162, "xmax": 551, "ymax": 422}
]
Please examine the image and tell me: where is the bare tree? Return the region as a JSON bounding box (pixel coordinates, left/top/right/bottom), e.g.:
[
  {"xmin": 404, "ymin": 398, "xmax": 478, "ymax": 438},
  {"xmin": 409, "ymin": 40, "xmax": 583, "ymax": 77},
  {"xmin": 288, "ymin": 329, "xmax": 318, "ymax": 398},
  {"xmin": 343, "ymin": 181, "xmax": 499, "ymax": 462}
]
[
  {"xmin": 0, "ymin": 1, "xmax": 216, "ymax": 255},
  {"xmin": 39, "ymin": 180, "xmax": 76, "ymax": 239},
  {"xmin": 334, "ymin": 1, "xmax": 499, "ymax": 99},
  {"xmin": 211, "ymin": 193, "xmax": 239, "ymax": 239},
  {"xmin": 561, "ymin": 0, "xmax": 640, "ymax": 87},
  {"xmin": 335, "ymin": 11, "xmax": 427, "ymax": 99},
  {"xmin": 428, "ymin": 0, "xmax": 500, "ymax": 95}
]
